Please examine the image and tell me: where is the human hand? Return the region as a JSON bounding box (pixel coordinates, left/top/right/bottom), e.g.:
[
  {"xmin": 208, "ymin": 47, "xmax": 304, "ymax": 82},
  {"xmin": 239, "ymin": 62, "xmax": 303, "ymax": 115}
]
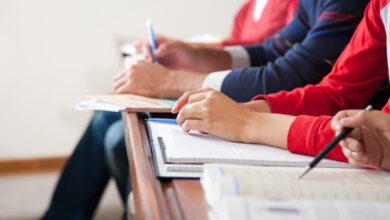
[
  {"xmin": 332, "ymin": 109, "xmax": 390, "ymax": 170},
  {"xmin": 114, "ymin": 60, "xmax": 172, "ymax": 98},
  {"xmin": 133, "ymin": 34, "xmax": 171, "ymax": 56},
  {"xmin": 172, "ymin": 88, "xmax": 261, "ymax": 143},
  {"xmin": 114, "ymin": 60, "xmax": 207, "ymax": 99}
]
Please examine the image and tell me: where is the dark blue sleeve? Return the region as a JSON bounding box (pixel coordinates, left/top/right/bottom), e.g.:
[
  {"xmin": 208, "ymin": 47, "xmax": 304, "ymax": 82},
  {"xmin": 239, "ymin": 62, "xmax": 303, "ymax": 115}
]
[{"xmin": 221, "ymin": 0, "xmax": 369, "ymax": 102}]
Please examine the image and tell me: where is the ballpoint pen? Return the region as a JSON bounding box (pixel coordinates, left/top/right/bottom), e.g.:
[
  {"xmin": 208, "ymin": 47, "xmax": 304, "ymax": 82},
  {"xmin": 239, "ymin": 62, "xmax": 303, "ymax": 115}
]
[{"xmin": 299, "ymin": 105, "xmax": 373, "ymax": 179}]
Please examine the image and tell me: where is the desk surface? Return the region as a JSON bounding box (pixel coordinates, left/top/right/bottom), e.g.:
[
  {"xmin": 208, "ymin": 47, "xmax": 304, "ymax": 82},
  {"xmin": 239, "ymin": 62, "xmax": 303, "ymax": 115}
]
[{"xmin": 122, "ymin": 112, "xmax": 208, "ymax": 220}]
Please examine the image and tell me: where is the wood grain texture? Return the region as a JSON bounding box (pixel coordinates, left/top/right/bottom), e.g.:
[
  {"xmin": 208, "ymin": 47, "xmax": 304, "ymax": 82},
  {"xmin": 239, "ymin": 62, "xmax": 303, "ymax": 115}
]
[
  {"xmin": 123, "ymin": 112, "xmax": 209, "ymax": 220},
  {"xmin": 0, "ymin": 156, "xmax": 68, "ymax": 176}
]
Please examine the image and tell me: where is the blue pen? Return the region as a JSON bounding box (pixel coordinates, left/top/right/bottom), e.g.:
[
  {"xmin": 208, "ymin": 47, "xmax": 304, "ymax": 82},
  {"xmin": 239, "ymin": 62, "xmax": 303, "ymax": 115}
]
[{"xmin": 147, "ymin": 19, "xmax": 158, "ymax": 64}]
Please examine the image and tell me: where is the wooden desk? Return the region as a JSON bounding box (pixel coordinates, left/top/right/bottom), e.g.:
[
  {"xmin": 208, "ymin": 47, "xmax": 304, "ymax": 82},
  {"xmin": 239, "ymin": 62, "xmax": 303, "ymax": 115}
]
[{"xmin": 122, "ymin": 112, "xmax": 209, "ymax": 220}]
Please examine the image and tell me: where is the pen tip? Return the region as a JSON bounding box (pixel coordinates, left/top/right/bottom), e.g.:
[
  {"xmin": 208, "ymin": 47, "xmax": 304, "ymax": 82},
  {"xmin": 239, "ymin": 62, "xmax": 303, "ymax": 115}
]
[
  {"xmin": 298, "ymin": 166, "xmax": 311, "ymax": 179},
  {"xmin": 146, "ymin": 19, "xmax": 151, "ymax": 27}
]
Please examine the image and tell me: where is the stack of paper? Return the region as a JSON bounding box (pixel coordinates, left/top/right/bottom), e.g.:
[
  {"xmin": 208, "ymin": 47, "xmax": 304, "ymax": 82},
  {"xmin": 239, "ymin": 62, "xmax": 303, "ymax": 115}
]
[
  {"xmin": 146, "ymin": 119, "xmax": 352, "ymax": 179},
  {"xmin": 75, "ymin": 94, "xmax": 176, "ymax": 112},
  {"xmin": 202, "ymin": 164, "xmax": 390, "ymax": 220}
]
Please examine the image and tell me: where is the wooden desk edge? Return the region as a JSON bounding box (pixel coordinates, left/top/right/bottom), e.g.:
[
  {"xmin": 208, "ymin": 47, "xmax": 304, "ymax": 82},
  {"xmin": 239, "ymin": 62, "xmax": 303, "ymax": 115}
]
[{"xmin": 123, "ymin": 112, "xmax": 170, "ymax": 220}]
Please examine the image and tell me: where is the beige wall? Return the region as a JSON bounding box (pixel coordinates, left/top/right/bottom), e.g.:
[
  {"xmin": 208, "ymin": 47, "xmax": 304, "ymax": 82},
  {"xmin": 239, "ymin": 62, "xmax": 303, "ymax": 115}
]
[{"xmin": 0, "ymin": 0, "xmax": 245, "ymax": 160}]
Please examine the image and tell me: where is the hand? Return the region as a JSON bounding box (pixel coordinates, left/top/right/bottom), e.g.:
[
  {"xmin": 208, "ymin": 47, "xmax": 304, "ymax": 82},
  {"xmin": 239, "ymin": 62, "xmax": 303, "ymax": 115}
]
[
  {"xmin": 114, "ymin": 60, "xmax": 173, "ymax": 98},
  {"xmin": 155, "ymin": 41, "xmax": 232, "ymax": 72},
  {"xmin": 172, "ymin": 88, "xmax": 263, "ymax": 143},
  {"xmin": 332, "ymin": 109, "xmax": 390, "ymax": 170},
  {"xmin": 114, "ymin": 60, "xmax": 207, "ymax": 99},
  {"xmin": 133, "ymin": 34, "xmax": 172, "ymax": 56}
]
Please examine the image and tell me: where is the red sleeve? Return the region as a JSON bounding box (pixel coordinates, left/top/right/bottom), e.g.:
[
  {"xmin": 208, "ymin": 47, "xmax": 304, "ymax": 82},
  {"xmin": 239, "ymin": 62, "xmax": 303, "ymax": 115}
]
[
  {"xmin": 252, "ymin": 1, "xmax": 388, "ymax": 116},
  {"xmin": 222, "ymin": 1, "xmax": 251, "ymax": 46},
  {"xmin": 288, "ymin": 99, "xmax": 390, "ymax": 162},
  {"xmin": 287, "ymin": 115, "xmax": 347, "ymax": 162}
]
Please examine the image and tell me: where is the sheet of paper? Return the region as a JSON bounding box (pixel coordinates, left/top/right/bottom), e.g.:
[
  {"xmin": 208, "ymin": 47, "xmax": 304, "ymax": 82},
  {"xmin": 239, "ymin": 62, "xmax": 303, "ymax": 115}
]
[
  {"xmin": 76, "ymin": 95, "xmax": 176, "ymax": 112},
  {"xmin": 147, "ymin": 119, "xmax": 202, "ymax": 178},
  {"xmin": 75, "ymin": 99, "xmax": 125, "ymax": 112},
  {"xmin": 220, "ymin": 196, "xmax": 390, "ymax": 220},
  {"xmin": 203, "ymin": 165, "xmax": 390, "ymax": 201}
]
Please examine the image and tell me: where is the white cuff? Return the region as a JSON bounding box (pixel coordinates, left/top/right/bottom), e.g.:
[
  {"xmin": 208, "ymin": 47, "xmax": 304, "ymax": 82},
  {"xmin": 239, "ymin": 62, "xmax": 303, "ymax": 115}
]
[
  {"xmin": 224, "ymin": 46, "xmax": 250, "ymax": 69},
  {"xmin": 202, "ymin": 70, "xmax": 231, "ymax": 91}
]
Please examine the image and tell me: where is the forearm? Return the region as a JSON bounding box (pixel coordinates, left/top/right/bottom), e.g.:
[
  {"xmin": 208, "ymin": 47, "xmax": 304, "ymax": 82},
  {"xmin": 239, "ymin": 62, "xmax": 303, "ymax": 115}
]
[
  {"xmin": 243, "ymin": 112, "xmax": 295, "ymax": 149},
  {"xmin": 161, "ymin": 70, "xmax": 207, "ymax": 99},
  {"xmin": 188, "ymin": 42, "xmax": 222, "ymax": 49},
  {"xmin": 192, "ymin": 46, "xmax": 232, "ymax": 72}
]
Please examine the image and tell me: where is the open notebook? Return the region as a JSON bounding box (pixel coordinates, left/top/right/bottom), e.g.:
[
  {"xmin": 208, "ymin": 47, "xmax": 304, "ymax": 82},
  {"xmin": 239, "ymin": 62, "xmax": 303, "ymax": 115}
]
[
  {"xmin": 202, "ymin": 164, "xmax": 390, "ymax": 220},
  {"xmin": 146, "ymin": 119, "xmax": 353, "ymax": 179},
  {"xmin": 75, "ymin": 94, "xmax": 176, "ymax": 112}
]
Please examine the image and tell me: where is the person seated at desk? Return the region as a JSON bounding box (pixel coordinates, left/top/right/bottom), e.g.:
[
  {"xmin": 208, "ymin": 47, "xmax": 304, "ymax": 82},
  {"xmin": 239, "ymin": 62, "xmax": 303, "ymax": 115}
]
[
  {"xmin": 106, "ymin": 0, "xmax": 368, "ymax": 215},
  {"xmin": 115, "ymin": 0, "xmax": 367, "ymax": 103},
  {"xmin": 332, "ymin": 110, "xmax": 390, "ymax": 171},
  {"xmin": 43, "ymin": 1, "xmax": 297, "ymax": 219},
  {"xmin": 171, "ymin": 0, "xmax": 390, "ymax": 171}
]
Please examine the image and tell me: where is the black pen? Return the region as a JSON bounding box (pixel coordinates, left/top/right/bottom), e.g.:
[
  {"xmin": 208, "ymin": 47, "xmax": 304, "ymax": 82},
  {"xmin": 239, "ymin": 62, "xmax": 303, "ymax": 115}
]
[{"xmin": 298, "ymin": 105, "xmax": 373, "ymax": 179}]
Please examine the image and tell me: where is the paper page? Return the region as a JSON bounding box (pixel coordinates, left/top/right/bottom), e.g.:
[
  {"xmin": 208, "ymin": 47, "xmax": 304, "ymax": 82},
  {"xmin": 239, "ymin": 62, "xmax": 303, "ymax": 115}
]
[
  {"xmin": 147, "ymin": 119, "xmax": 202, "ymax": 178},
  {"xmin": 75, "ymin": 99, "xmax": 125, "ymax": 112},
  {"xmin": 204, "ymin": 165, "xmax": 390, "ymax": 201},
  {"xmin": 163, "ymin": 124, "xmax": 350, "ymax": 168},
  {"xmin": 79, "ymin": 94, "xmax": 175, "ymax": 112},
  {"xmin": 221, "ymin": 196, "xmax": 390, "ymax": 220}
]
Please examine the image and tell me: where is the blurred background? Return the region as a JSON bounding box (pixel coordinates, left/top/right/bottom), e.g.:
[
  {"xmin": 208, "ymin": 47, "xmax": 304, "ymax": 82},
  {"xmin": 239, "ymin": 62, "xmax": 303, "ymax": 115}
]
[
  {"xmin": 0, "ymin": 0, "xmax": 243, "ymax": 160},
  {"xmin": 0, "ymin": 0, "xmax": 244, "ymax": 218}
]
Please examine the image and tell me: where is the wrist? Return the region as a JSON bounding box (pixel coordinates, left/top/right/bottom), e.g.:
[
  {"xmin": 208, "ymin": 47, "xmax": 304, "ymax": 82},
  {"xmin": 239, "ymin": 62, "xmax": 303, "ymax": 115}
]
[
  {"xmin": 382, "ymin": 145, "xmax": 390, "ymax": 171},
  {"xmin": 163, "ymin": 70, "xmax": 207, "ymax": 99},
  {"xmin": 242, "ymin": 100, "xmax": 271, "ymax": 113}
]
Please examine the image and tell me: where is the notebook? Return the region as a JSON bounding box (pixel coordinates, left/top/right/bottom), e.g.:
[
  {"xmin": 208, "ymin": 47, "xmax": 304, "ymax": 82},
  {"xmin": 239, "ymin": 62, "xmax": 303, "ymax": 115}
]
[
  {"xmin": 147, "ymin": 118, "xmax": 203, "ymax": 179},
  {"xmin": 202, "ymin": 164, "xmax": 390, "ymax": 220},
  {"xmin": 146, "ymin": 118, "xmax": 353, "ymax": 179},
  {"xmin": 75, "ymin": 94, "xmax": 176, "ymax": 112}
]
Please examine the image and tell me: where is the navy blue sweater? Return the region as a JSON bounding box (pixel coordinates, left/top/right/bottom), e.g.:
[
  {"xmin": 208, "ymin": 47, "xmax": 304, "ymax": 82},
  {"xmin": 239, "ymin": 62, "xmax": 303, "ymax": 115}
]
[{"xmin": 221, "ymin": 0, "xmax": 370, "ymax": 102}]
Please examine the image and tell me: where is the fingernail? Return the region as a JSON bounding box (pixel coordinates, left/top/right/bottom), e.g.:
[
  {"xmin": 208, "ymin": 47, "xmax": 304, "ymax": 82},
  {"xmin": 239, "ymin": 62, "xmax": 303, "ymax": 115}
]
[
  {"xmin": 351, "ymin": 151, "xmax": 359, "ymax": 158},
  {"xmin": 340, "ymin": 117, "xmax": 352, "ymax": 124},
  {"xmin": 335, "ymin": 124, "xmax": 341, "ymax": 131}
]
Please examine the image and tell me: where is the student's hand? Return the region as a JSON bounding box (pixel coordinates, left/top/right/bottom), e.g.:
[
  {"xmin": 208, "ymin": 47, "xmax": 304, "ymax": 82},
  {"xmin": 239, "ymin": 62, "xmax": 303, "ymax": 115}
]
[
  {"xmin": 154, "ymin": 40, "xmax": 201, "ymax": 71},
  {"xmin": 155, "ymin": 41, "xmax": 232, "ymax": 73},
  {"xmin": 173, "ymin": 88, "xmax": 261, "ymax": 143},
  {"xmin": 133, "ymin": 34, "xmax": 172, "ymax": 55},
  {"xmin": 114, "ymin": 60, "xmax": 207, "ymax": 99},
  {"xmin": 332, "ymin": 109, "xmax": 390, "ymax": 171}
]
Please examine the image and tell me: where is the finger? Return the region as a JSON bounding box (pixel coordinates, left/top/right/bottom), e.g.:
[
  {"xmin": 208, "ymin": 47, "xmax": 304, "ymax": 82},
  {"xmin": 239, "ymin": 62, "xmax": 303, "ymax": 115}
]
[
  {"xmin": 154, "ymin": 41, "xmax": 174, "ymax": 57},
  {"xmin": 114, "ymin": 70, "xmax": 127, "ymax": 81},
  {"xmin": 342, "ymin": 147, "xmax": 352, "ymax": 159},
  {"xmin": 188, "ymin": 92, "xmax": 209, "ymax": 104},
  {"xmin": 172, "ymin": 88, "xmax": 213, "ymax": 113},
  {"xmin": 332, "ymin": 110, "xmax": 359, "ymax": 132},
  {"xmin": 114, "ymin": 75, "xmax": 130, "ymax": 93},
  {"xmin": 114, "ymin": 81, "xmax": 130, "ymax": 94},
  {"xmin": 181, "ymin": 120, "xmax": 207, "ymax": 133},
  {"xmin": 344, "ymin": 138, "xmax": 363, "ymax": 151},
  {"xmin": 176, "ymin": 102, "xmax": 205, "ymax": 125},
  {"xmin": 142, "ymin": 45, "xmax": 154, "ymax": 63},
  {"xmin": 341, "ymin": 110, "xmax": 390, "ymax": 131},
  {"xmin": 347, "ymin": 158, "xmax": 367, "ymax": 168}
]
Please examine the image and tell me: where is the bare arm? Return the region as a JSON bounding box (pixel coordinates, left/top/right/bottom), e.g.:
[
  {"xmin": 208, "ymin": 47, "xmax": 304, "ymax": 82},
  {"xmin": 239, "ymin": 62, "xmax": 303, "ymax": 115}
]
[{"xmin": 172, "ymin": 88, "xmax": 294, "ymax": 149}]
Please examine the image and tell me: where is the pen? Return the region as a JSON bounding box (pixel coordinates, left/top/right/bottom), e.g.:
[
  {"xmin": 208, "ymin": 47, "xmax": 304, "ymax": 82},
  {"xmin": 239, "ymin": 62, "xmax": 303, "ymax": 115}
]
[
  {"xmin": 298, "ymin": 105, "xmax": 373, "ymax": 179},
  {"xmin": 147, "ymin": 19, "xmax": 158, "ymax": 64}
]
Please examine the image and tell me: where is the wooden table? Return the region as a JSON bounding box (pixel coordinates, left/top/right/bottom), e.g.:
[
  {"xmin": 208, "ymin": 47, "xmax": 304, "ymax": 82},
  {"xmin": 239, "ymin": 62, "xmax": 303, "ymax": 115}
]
[{"xmin": 122, "ymin": 112, "xmax": 209, "ymax": 220}]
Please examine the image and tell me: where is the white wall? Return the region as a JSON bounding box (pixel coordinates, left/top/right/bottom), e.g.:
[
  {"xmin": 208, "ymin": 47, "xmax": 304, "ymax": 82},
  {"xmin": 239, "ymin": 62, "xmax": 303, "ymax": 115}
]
[{"xmin": 0, "ymin": 0, "xmax": 245, "ymax": 160}]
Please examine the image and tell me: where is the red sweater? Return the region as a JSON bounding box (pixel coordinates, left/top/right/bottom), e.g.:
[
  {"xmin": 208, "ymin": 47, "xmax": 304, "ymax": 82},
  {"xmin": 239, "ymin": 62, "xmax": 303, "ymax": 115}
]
[
  {"xmin": 222, "ymin": 0, "xmax": 297, "ymax": 46},
  {"xmin": 253, "ymin": 0, "xmax": 390, "ymax": 162}
]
